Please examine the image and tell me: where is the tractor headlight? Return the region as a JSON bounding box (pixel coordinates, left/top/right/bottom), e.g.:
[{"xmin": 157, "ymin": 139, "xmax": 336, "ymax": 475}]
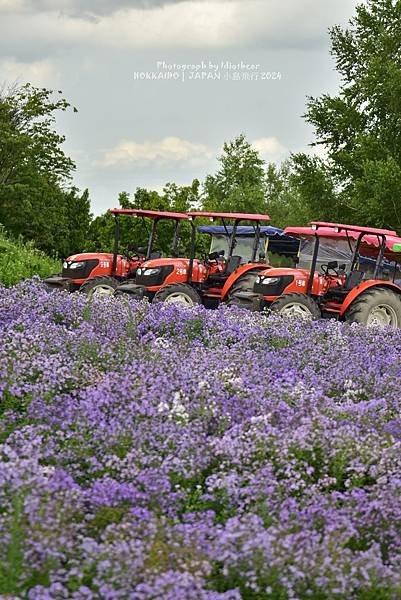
[
  {"xmin": 63, "ymin": 261, "xmax": 68, "ymax": 269},
  {"xmin": 143, "ymin": 268, "xmax": 162, "ymax": 276},
  {"xmin": 261, "ymin": 277, "xmax": 281, "ymax": 285},
  {"xmin": 69, "ymin": 261, "xmax": 85, "ymax": 270}
]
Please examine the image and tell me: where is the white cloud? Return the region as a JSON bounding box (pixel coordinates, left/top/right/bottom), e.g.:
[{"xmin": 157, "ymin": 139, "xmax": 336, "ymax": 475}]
[
  {"xmin": 0, "ymin": 0, "xmax": 27, "ymax": 10},
  {"xmin": 0, "ymin": 0, "xmax": 357, "ymax": 50},
  {"xmin": 251, "ymin": 137, "xmax": 289, "ymax": 162},
  {"xmin": 302, "ymin": 143, "xmax": 329, "ymax": 161},
  {"xmin": 100, "ymin": 134, "xmax": 289, "ymax": 168},
  {"xmin": 0, "ymin": 0, "xmax": 188, "ymax": 16},
  {"xmin": 0, "ymin": 57, "xmax": 60, "ymax": 86},
  {"xmin": 47, "ymin": 2, "xmax": 233, "ymax": 48},
  {"xmin": 99, "ymin": 136, "xmax": 214, "ymax": 166}
]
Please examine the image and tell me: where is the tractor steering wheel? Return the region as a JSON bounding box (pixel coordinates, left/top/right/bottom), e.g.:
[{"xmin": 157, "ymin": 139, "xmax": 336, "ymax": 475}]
[
  {"xmin": 321, "ymin": 263, "xmax": 339, "ymax": 276},
  {"xmin": 207, "ymin": 250, "xmax": 226, "ymax": 266},
  {"xmin": 123, "ymin": 250, "xmax": 140, "ymax": 262}
]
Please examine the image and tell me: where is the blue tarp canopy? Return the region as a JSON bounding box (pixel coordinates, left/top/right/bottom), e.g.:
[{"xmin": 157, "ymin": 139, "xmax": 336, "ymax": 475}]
[
  {"xmin": 198, "ymin": 225, "xmax": 283, "ymax": 236},
  {"xmin": 197, "ymin": 225, "xmax": 300, "ymax": 255}
]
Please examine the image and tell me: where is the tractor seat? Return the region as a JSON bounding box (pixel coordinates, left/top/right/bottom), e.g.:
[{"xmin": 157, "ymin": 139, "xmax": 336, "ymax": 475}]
[
  {"xmin": 344, "ymin": 270, "xmax": 365, "ymax": 290},
  {"xmin": 225, "ymin": 255, "xmax": 242, "ymax": 274},
  {"xmin": 206, "ymin": 255, "xmax": 242, "ymax": 287},
  {"xmin": 324, "ymin": 270, "xmax": 365, "ymax": 302}
]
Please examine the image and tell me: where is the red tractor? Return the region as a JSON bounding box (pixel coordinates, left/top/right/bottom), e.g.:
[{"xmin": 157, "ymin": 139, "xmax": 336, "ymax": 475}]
[
  {"xmin": 253, "ymin": 221, "xmax": 401, "ymax": 327},
  {"xmin": 44, "ymin": 209, "xmax": 188, "ymax": 297},
  {"xmin": 114, "ymin": 212, "xmax": 275, "ymax": 308}
]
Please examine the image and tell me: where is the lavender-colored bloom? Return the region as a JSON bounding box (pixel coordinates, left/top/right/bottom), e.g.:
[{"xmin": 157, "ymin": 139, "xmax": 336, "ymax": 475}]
[{"xmin": 1, "ymin": 279, "xmax": 401, "ymax": 597}]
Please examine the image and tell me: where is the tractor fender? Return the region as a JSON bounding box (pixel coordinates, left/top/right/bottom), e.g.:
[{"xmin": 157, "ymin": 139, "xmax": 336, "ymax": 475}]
[
  {"xmin": 339, "ymin": 280, "xmax": 401, "ymax": 316},
  {"xmin": 220, "ymin": 264, "xmax": 270, "ymax": 300}
]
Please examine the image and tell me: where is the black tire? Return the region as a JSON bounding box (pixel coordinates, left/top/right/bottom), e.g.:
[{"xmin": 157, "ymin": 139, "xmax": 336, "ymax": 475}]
[
  {"xmin": 269, "ymin": 292, "xmax": 321, "ymax": 320},
  {"xmin": 226, "ymin": 271, "xmax": 260, "ymax": 309},
  {"xmin": 345, "ymin": 287, "xmax": 401, "ymax": 328},
  {"xmin": 79, "ymin": 276, "xmax": 119, "ymax": 298},
  {"xmin": 153, "ymin": 283, "xmax": 201, "ymax": 307}
]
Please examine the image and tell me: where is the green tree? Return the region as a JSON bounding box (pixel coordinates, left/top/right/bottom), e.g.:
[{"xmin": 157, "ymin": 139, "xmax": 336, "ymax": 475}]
[
  {"xmin": 64, "ymin": 188, "xmax": 92, "ymax": 255},
  {"xmin": 292, "ymin": 0, "xmax": 401, "ymax": 231},
  {"xmin": 0, "ymin": 83, "xmax": 75, "ymax": 186},
  {"xmin": 0, "ymin": 83, "xmax": 91, "ymax": 255},
  {"xmin": 203, "ymin": 134, "xmax": 267, "ymax": 213},
  {"xmin": 265, "ymin": 161, "xmax": 309, "ymax": 227}
]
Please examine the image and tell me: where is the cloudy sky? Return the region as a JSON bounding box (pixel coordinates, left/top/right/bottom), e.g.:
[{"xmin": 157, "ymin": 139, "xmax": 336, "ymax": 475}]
[{"xmin": 0, "ymin": 0, "xmax": 358, "ymax": 214}]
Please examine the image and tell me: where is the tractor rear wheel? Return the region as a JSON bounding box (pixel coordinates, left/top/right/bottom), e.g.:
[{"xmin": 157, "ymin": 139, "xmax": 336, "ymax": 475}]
[
  {"xmin": 153, "ymin": 283, "xmax": 201, "ymax": 307},
  {"xmin": 226, "ymin": 271, "xmax": 260, "ymax": 309},
  {"xmin": 345, "ymin": 287, "xmax": 401, "ymax": 328},
  {"xmin": 269, "ymin": 293, "xmax": 321, "ymax": 320},
  {"xmin": 79, "ymin": 276, "xmax": 119, "ymax": 298}
]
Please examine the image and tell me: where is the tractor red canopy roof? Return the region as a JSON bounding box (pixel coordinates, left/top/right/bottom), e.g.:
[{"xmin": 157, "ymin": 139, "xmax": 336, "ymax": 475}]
[
  {"xmin": 187, "ymin": 211, "xmax": 271, "ymax": 222},
  {"xmin": 109, "ymin": 208, "xmax": 189, "ymax": 219},
  {"xmin": 310, "ymin": 221, "xmax": 397, "ymax": 236},
  {"xmin": 284, "ymin": 224, "xmax": 401, "ymax": 263},
  {"xmin": 285, "ymin": 225, "xmax": 365, "ymax": 239}
]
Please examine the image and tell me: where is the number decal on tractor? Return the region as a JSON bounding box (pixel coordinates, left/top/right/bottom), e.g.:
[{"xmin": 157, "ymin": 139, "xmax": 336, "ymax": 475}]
[
  {"xmin": 295, "ymin": 280, "xmax": 306, "ymax": 287},
  {"xmin": 176, "ymin": 267, "xmax": 187, "ymax": 275}
]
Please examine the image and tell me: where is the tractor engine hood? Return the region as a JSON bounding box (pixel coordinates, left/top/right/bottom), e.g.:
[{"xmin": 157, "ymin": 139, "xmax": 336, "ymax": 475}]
[
  {"xmin": 66, "ymin": 252, "xmax": 115, "ymax": 262},
  {"xmin": 135, "ymin": 258, "xmax": 205, "ymax": 288},
  {"xmin": 138, "ymin": 258, "xmax": 196, "ymax": 268}
]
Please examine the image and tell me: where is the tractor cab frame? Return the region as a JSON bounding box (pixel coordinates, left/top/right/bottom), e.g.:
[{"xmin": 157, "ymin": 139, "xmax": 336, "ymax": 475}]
[
  {"xmin": 303, "ymin": 222, "xmax": 397, "ymax": 291},
  {"xmin": 253, "ymin": 221, "xmax": 401, "ymax": 327},
  {"xmin": 197, "ymin": 224, "xmax": 299, "ymax": 266},
  {"xmin": 44, "ymin": 208, "xmax": 188, "ymax": 296},
  {"xmin": 109, "ymin": 208, "xmax": 188, "ymax": 268},
  {"xmin": 115, "ymin": 211, "xmax": 279, "ymax": 308},
  {"xmin": 187, "ymin": 212, "xmax": 272, "ymax": 295}
]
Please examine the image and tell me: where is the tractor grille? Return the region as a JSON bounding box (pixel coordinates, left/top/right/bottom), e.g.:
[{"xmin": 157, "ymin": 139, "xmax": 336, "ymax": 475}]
[
  {"xmin": 62, "ymin": 259, "xmax": 99, "ymax": 279},
  {"xmin": 136, "ymin": 265, "xmax": 174, "ymax": 287},
  {"xmin": 254, "ymin": 275, "xmax": 294, "ymax": 296}
]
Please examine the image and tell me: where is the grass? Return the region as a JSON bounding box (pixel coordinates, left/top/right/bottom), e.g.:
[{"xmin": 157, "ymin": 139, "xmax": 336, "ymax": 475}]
[{"xmin": 0, "ymin": 226, "xmax": 60, "ymax": 287}]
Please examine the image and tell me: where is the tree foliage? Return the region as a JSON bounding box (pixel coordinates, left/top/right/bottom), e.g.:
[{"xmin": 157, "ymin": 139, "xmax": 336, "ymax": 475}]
[
  {"xmin": 0, "ymin": 83, "xmax": 75, "ymax": 186},
  {"xmin": 265, "ymin": 161, "xmax": 309, "ymax": 227},
  {"xmin": 203, "ymin": 134, "xmax": 267, "ymax": 213},
  {"xmin": 0, "ymin": 83, "xmax": 91, "ymax": 256},
  {"xmin": 292, "ymin": 0, "xmax": 401, "ymax": 231}
]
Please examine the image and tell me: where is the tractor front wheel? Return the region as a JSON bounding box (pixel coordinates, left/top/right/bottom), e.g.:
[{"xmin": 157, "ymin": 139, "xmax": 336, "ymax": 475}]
[
  {"xmin": 269, "ymin": 293, "xmax": 321, "ymax": 320},
  {"xmin": 345, "ymin": 287, "xmax": 401, "ymax": 328},
  {"xmin": 79, "ymin": 276, "xmax": 119, "ymax": 298},
  {"xmin": 226, "ymin": 271, "xmax": 260, "ymax": 310},
  {"xmin": 153, "ymin": 283, "xmax": 201, "ymax": 307}
]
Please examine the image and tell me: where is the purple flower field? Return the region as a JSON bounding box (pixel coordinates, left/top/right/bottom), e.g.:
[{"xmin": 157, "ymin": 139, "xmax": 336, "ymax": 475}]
[{"xmin": 1, "ymin": 279, "xmax": 401, "ymax": 599}]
